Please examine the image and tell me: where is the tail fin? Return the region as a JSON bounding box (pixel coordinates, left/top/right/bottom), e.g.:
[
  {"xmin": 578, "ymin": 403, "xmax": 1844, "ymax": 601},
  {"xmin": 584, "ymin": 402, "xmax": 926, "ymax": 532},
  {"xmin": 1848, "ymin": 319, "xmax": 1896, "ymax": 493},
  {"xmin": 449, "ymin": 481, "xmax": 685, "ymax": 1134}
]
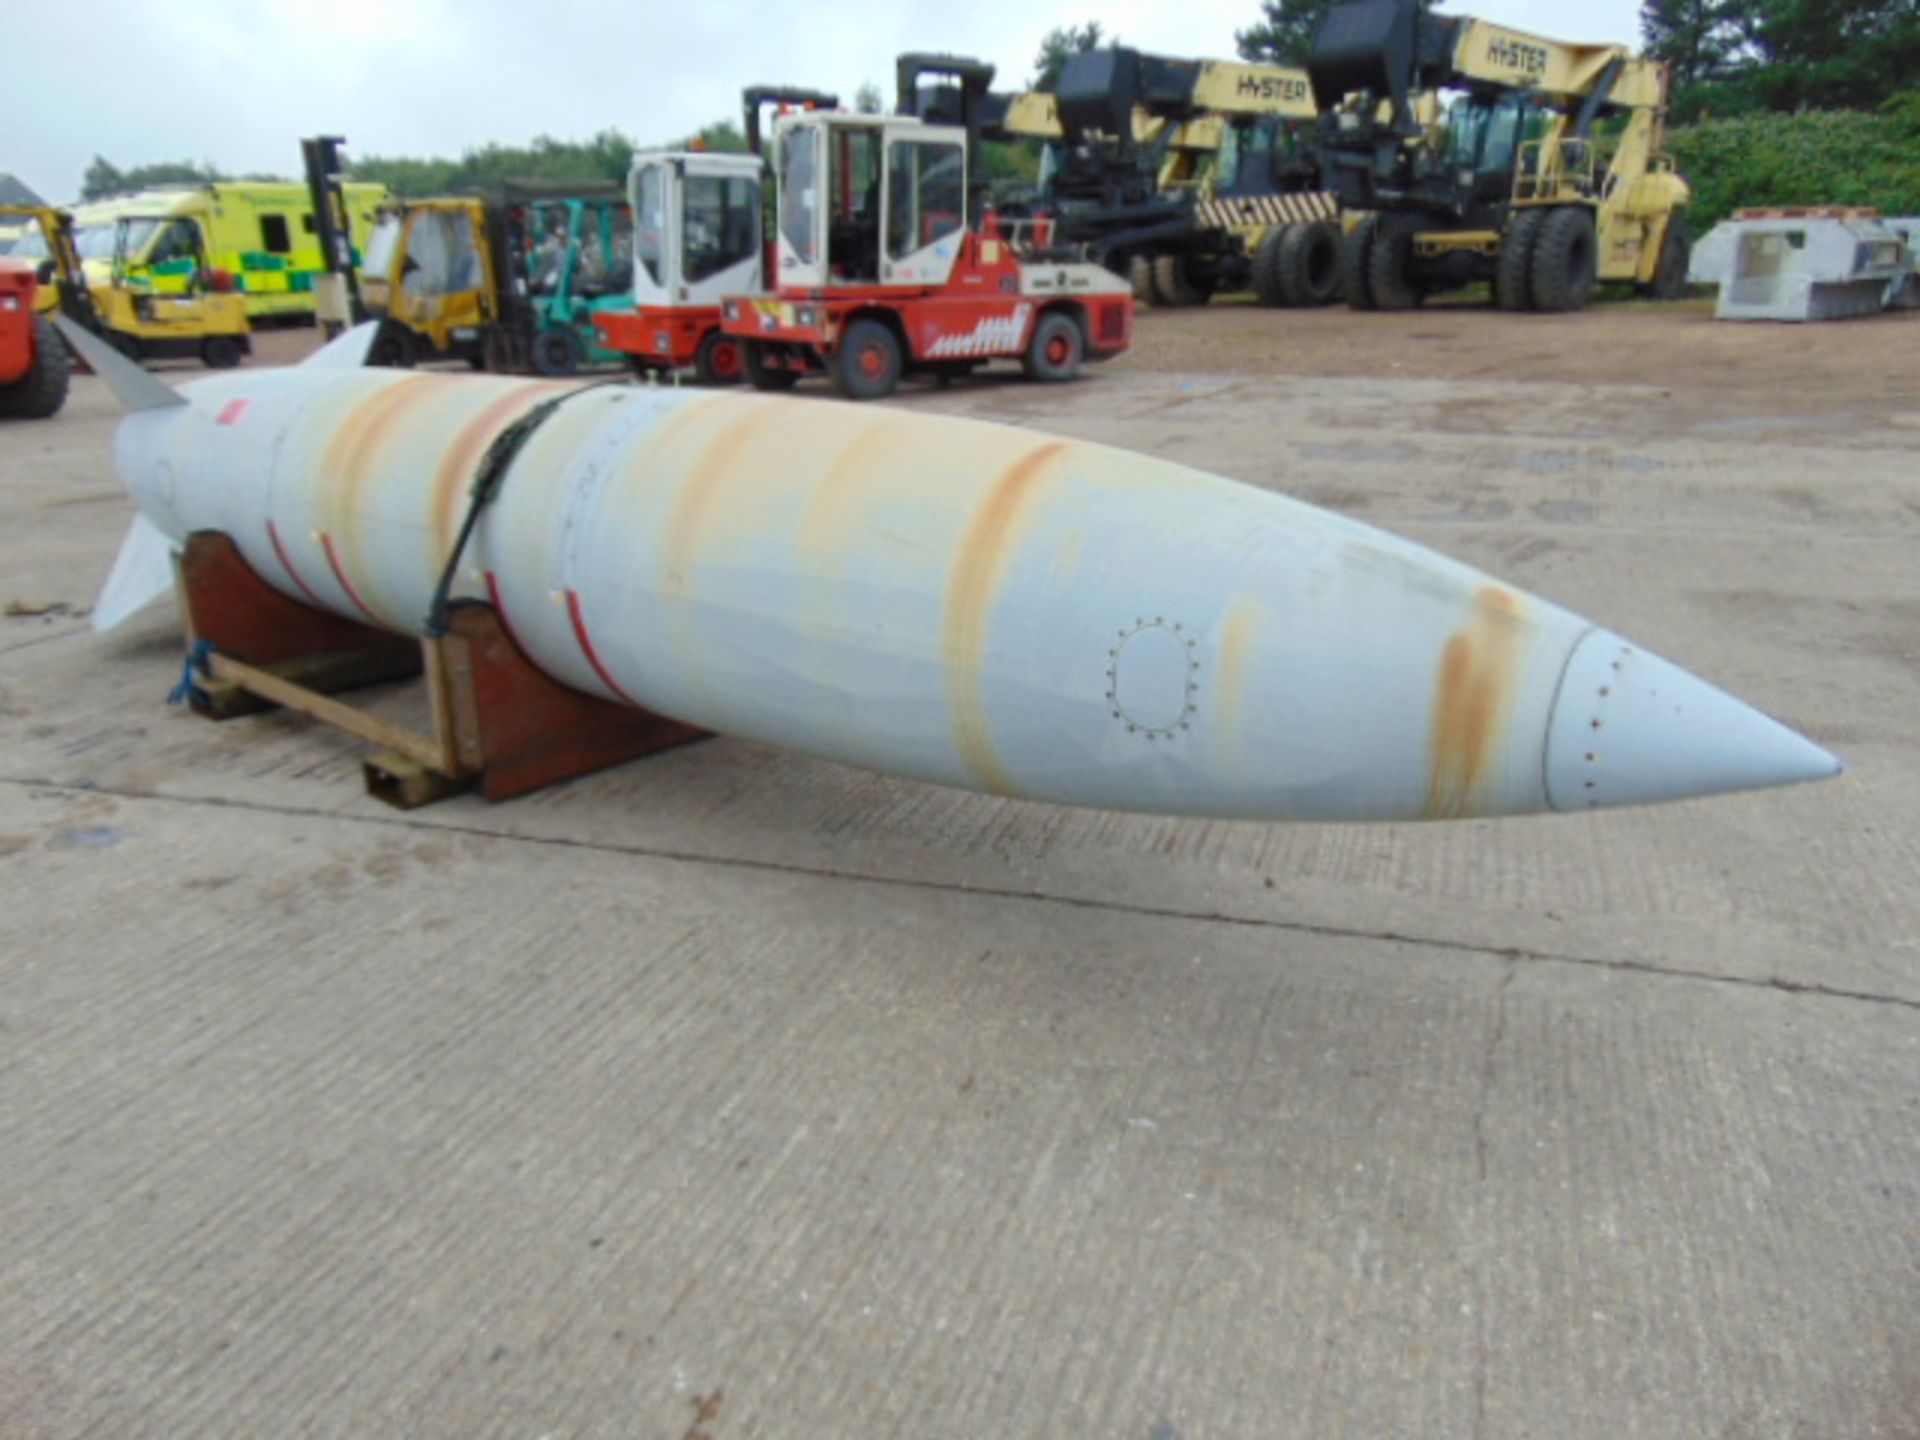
[
  {"xmin": 301, "ymin": 320, "xmax": 382, "ymax": 368},
  {"xmin": 52, "ymin": 316, "xmax": 186, "ymax": 413},
  {"xmin": 93, "ymin": 513, "xmax": 177, "ymax": 632}
]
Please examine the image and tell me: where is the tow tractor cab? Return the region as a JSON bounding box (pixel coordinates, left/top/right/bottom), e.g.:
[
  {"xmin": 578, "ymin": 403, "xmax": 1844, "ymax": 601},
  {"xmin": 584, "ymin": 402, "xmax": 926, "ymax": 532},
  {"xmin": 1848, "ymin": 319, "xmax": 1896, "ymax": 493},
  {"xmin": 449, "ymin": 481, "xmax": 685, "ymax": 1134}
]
[
  {"xmin": 720, "ymin": 110, "xmax": 1132, "ymax": 400},
  {"xmin": 359, "ymin": 181, "xmax": 633, "ymax": 376},
  {"xmin": 592, "ymin": 149, "xmax": 763, "ymax": 385},
  {"xmin": 99, "ymin": 208, "xmax": 253, "ymax": 367}
]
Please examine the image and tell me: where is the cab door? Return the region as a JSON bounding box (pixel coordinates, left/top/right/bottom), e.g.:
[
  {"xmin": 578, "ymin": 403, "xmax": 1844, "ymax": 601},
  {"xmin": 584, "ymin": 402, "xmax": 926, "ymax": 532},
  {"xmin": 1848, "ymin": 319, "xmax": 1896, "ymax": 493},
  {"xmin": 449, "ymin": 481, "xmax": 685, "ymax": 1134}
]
[
  {"xmin": 880, "ymin": 133, "xmax": 966, "ymax": 288},
  {"xmin": 630, "ymin": 158, "xmax": 674, "ymax": 309},
  {"xmin": 773, "ymin": 119, "xmax": 828, "ymax": 290},
  {"xmin": 674, "ymin": 156, "xmax": 761, "ymax": 305}
]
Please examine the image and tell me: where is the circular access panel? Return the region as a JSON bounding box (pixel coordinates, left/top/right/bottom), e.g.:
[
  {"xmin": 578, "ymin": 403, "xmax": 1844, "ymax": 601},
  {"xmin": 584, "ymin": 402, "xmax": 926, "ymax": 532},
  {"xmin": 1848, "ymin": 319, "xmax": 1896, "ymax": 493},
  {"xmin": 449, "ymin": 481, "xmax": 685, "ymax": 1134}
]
[{"xmin": 1107, "ymin": 620, "xmax": 1199, "ymax": 739}]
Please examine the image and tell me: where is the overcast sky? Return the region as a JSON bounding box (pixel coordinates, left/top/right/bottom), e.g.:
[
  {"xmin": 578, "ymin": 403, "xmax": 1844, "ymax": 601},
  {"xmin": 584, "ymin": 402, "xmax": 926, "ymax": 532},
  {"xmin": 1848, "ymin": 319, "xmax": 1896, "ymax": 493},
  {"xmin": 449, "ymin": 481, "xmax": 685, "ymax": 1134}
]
[{"xmin": 7, "ymin": 0, "xmax": 1643, "ymax": 202}]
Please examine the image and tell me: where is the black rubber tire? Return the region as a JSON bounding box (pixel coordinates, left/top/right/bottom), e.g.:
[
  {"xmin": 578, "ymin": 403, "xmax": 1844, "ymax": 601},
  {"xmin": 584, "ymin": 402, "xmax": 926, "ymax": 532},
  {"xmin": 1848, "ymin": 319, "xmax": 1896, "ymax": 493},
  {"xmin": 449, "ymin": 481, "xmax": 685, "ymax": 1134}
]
[
  {"xmin": 830, "ymin": 317, "xmax": 902, "ymax": 401},
  {"xmin": 1151, "ymin": 253, "xmax": 1205, "ymax": 308},
  {"xmin": 530, "ymin": 328, "xmax": 581, "ymax": 377},
  {"xmin": 368, "ymin": 323, "xmax": 415, "ymax": 368},
  {"xmin": 1251, "ymin": 227, "xmax": 1289, "ymax": 307},
  {"xmin": 1127, "ymin": 254, "xmax": 1156, "ymax": 304},
  {"xmin": 109, "ymin": 330, "xmax": 143, "ymax": 363},
  {"xmin": 0, "ymin": 317, "xmax": 70, "ymax": 419},
  {"xmin": 1643, "ymin": 222, "xmax": 1691, "ymax": 300},
  {"xmin": 1493, "ymin": 208, "xmax": 1546, "ymax": 312},
  {"xmin": 742, "ymin": 342, "xmax": 800, "ymax": 391},
  {"xmin": 200, "ymin": 335, "xmax": 244, "ymax": 369},
  {"xmin": 1021, "ymin": 311, "xmax": 1084, "ymax": 382},
  {"xmin": 1279, "ymin": 221, "xmax": 1342, "ymax": 307},
  {"xmin": 1529, "ymin": 206, "xmax": 1599, "ymax": 313},
  {"xmin": 1341, "ymin": 217, "xmax": 1379, "ymax": 311},
  {"xmin": 692, "ymin": 329, "xmax": 745, "ymax": 386},
  {"xmin": 1365, "ymin": 216, "xmax": 1423, "ymax": 311}
]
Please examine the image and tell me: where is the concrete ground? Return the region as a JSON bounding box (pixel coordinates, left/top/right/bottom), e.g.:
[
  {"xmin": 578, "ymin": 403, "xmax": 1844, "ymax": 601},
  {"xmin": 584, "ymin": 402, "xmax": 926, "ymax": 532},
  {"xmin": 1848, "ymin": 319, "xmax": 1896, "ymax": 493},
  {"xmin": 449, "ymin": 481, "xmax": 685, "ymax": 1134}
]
[{"xmin": 2, "ymin": 308, "xmax": 1917, "ymax": 1439}]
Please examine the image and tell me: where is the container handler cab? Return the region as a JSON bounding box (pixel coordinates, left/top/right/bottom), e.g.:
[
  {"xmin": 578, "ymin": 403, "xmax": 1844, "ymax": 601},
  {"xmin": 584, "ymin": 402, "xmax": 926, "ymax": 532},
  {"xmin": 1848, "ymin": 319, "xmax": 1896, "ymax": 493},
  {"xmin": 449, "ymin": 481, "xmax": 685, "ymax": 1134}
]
[
  {"xmin": 592, "ymin": 87, "xmax": 838, "ymax": 384},
  {"xmin": 360, "ymin": 180, "xmax": 633, "ymax": 375},
  {"xmin": 1308, "ymin": 0, "xmax": 1692, "ymax": 311},
  {"xmin": 0, "ymin": 203, "xmax": 249, "ymax": 368},
  {"xmin": 0, "ymin": 260, "xmax": 69, "ymax": 418},
  {"xmin": 718, "ymin": 106, "xmax": 1132, "ymax": 400}
]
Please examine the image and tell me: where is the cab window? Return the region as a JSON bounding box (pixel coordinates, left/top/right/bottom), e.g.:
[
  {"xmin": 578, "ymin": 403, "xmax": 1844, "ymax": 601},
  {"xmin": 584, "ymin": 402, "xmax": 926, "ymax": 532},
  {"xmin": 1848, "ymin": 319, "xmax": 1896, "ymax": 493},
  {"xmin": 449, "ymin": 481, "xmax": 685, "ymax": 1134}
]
[
  {"xmin": 635, "ymin": 166, "xmax": 666, "ymax": 287},
  {"xmin": 779, "ymin": 129, "xmax": 818, "ymax": 264},
  {"xmin": 885, "ymin": 140, "xmax": 964, "ymax": 260},
  {"xmin": 402, "ymin": 210, "xmax": 481, "ymax": 297},
  {"xmin": 683, "ymin": 174, "xmax": 757, "ymax": 283}
]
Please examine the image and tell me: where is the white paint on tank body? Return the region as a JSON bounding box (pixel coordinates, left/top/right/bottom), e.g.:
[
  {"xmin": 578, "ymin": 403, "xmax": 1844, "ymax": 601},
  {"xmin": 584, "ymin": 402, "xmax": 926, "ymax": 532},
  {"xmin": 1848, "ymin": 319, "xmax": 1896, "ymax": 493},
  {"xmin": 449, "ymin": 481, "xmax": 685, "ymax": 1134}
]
[{"xmin": 103, "ymin": 365, "xmax": 1842, "ymax": 822}]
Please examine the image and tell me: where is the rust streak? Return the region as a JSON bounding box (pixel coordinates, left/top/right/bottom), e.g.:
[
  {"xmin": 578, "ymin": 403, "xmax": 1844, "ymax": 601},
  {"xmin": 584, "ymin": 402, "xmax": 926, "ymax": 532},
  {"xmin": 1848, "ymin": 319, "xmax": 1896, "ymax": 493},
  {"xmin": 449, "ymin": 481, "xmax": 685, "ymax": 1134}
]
[
  {"xmin": 942, "ymin": 441, "xmax": 1069, "ymax": 797},
  {"xmin": 317, "ymin": 375, "xmax": 440, "ymax": 601},
  {"xmin": 1217, "ymin": 598, "xmax": 1257, "ymax": 761},
  {"xmin": 429, "ymin": 381, "xmax": 559, "ymax": 559},
  {"xmin": 1425, "ymin": 584, "xmax": 1528, "ymax": 819},
  {"xmin": 622, "ymin": 391, "xmax": 739, "ymax": 503},
  {"xmin": 321, "ymin": 374, "xmax": 439, "ymax": 522},
  {"xmin": 660, "ymin": 398, "xmax": 787, "ymax": 594},
  {"xmin": 796, "ymin": 415, "xmax": 911, "ymax": 566}
]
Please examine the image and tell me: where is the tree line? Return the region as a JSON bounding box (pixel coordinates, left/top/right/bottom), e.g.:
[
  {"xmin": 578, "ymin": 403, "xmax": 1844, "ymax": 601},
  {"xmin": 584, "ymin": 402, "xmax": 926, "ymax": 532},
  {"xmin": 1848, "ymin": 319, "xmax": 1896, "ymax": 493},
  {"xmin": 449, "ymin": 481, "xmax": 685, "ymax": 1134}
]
[{"xmin": 76, "ymin": 2, "xmax": 1920, "ymax": 207}]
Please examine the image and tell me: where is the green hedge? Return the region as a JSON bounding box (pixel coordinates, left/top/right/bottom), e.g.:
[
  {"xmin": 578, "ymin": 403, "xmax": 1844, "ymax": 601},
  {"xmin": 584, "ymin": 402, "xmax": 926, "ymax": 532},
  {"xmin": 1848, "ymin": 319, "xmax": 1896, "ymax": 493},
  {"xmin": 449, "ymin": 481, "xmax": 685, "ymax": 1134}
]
[{"xmin": 1668, "ymin": 95, "xmax": 1920, "ymax": 232}]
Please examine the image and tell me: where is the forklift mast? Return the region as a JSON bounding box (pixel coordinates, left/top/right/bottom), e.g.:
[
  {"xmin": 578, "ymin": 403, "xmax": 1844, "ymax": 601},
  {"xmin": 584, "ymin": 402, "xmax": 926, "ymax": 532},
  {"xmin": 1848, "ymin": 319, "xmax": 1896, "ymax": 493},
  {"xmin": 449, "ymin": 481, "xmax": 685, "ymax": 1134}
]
[
  {"xmin": 742, "ymin": 86, "xmax": 841, "ymax": 157},
  {"xmin": 299, "ymin": 136, "xmax": 368, "ymax": 337}
]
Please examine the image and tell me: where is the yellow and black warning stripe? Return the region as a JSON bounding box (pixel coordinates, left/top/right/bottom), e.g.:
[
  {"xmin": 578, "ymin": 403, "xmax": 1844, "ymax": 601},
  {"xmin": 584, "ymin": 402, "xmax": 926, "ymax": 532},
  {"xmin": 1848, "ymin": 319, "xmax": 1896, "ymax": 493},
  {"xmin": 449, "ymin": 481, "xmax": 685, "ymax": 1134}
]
[{"xmin": 1194, "ymin": 191, "xmax": 1339, "ymax": 231}]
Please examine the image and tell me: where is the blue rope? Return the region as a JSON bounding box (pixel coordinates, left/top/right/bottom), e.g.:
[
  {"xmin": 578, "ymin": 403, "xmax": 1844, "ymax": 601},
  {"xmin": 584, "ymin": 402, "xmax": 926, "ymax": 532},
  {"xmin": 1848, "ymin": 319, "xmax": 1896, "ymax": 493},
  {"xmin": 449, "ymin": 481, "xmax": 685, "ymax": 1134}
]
[{"xmin": 168, "ymin": 639, "xmax": 216, "ymax": 707}]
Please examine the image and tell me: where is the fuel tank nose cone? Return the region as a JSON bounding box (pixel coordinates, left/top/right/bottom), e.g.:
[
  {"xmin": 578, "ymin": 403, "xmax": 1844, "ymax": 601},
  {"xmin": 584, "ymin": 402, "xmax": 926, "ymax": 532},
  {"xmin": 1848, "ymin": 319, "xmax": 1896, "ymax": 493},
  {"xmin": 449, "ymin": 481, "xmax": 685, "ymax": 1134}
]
[{"xmin": 1544, "ymin": 628, "xmax": 1844, "ymax": 812}]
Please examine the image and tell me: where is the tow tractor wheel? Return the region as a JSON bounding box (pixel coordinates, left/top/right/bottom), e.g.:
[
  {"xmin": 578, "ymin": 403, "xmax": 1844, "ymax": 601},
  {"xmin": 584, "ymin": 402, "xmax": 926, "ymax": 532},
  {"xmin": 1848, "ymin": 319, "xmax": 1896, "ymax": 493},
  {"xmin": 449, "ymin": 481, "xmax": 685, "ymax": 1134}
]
[
  {"xmin": 1364, "ymin": 216, "xmax": 1424, "ymax": 311},
  {"xmin": 1022, "ymin": 311, "xmax": 1084, "ymax": 383},
  {"xmin": 830, "ymin": 318, "xmax": 902, "ymax": 401},
  {"xmin": 1529, "ymin": 206, "xmax": 1599, "ymax": 313},
  {"xmin": 742, "ymin": 341, "xmax": 799, "ymax": 391},
  {"xmin": 693, "ymin": 329, "xmax": 745, "ymax": 387},
  {"xmin": 1341, "ymin": 217, "xmax": 1380, "ymax": 311},
  {"xmin": 109, "ymin": 331, "xmax": 144, "ymax": 364},
  {"xmin": 530, "ymin": 328, "xmax": 582, "ymax": 378},
  {"xmin": 0, "ymin": 316, "xmax": 70, "ymax": 419},
  {"xmin": 1493, "ymin": 207, "xmax": 1547, "ymax": 312}
]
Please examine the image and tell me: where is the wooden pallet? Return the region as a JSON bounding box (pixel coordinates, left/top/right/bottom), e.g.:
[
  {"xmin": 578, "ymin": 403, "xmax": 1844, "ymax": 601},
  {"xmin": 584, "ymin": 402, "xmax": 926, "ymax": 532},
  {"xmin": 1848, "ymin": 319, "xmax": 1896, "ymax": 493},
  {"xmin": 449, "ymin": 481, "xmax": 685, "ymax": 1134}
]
[{"xmin": 175, "ymin": 531, "xmax": 708, "ymax": 808}]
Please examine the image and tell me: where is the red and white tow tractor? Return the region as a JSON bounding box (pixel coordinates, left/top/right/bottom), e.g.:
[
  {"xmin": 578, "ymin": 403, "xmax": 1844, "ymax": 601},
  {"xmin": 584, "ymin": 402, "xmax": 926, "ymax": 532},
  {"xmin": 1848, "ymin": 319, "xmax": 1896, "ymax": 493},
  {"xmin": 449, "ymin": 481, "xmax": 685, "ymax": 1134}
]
[{"xmin": 719, "ymin": 108, "xmax": 1134, "ymax": 400}]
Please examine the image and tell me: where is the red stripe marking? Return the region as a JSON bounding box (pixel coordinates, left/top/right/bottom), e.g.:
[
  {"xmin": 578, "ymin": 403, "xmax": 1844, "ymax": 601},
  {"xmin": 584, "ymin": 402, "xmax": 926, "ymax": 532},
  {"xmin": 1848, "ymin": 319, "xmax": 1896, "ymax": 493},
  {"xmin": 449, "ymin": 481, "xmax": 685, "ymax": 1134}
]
[
  {"xmin": 216, "ymin": 398, "xmax": 250, "ymax": 426},
  {"xmin": 565, "ymin": 589, "xmax": 642, "ymax": 707},
  {"xmin": 319, "ymin": 532, "xmax": 386, "ymax": 628},
  {"xmin": 266, "ymin": 519, "xmax": 328, "ymax": 610},
  {"xmin": 483, "ymin": 570, "xmax": 534, "ymax": 658}
]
